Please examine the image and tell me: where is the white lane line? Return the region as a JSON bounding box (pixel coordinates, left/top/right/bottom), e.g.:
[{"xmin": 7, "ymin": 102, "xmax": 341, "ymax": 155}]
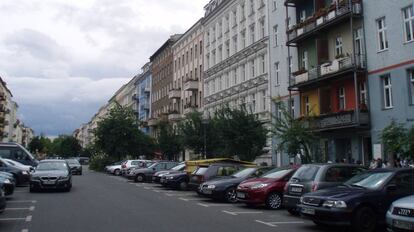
[
  {"xmin": 8, "ymin": 200, "xmax": 37, "ymax": 204},
  {"xmin": 166, "ymin": 193, "xmax": 195, "ymax": 197},
  {"xmin": 255, "ymin": 220, "xmax": 277, "ymax": 227},
  {"xmin": 0, "ymin": 217, "xmax": 27, "ymax": 222},
  {"xmin": 26, "ymin": 215, "xmax": 32, "ymax": 222},
  {"xmin": 179, "ymin": 197, "xmax": 201, "ymax": 201},
  {"xmin": 255, "ymin": 220, "xmax": 305, "ymax": 227},
  {"xmin": 22, "ymin": 229, "xmax": 29, "ymax": 232},
  {"xmin": 29, "ymin": 206, "xmax": 35, "ymax": 211},
  {"xmin": 197, "ymin": 203, "xmax": 229, "ymax": 207},
  {"xmin": 5, "ymin": 207, "xmax": 34, "ymax": 211},
  {"xmin": 153, "ymin": 190, "xmax": 174, "ymax": 193},
  {"xmin": 222, "ymin": 210, "xmax": 263, "ymax": 216}
]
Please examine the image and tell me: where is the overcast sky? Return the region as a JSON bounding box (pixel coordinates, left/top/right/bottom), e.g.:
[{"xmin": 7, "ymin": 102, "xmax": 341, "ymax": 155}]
[{"xmin": 0, "ymin": 0, "xmax": 206, "ymax": 136}]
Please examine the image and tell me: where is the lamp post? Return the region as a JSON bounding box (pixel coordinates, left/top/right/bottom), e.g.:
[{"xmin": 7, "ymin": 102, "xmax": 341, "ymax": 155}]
[{"xmin": 201, "ymin": 112, "xmax": 209, "ymax": 159}]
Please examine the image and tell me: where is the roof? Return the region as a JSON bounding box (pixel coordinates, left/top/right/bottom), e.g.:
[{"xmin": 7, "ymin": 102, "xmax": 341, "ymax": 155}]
[{"xmin": 149, "ymin": 34, "xmax": 182, "ymax": 61}]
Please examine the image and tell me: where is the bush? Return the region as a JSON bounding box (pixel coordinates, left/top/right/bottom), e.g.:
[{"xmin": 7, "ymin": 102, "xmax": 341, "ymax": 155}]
[{"xmin": 89, "ymin": 155, "xmax": 116, "ymax": 172}]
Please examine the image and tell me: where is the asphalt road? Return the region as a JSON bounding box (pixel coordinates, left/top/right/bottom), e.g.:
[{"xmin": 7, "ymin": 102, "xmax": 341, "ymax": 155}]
[{"xmin": 0, "ymin": 168, "xmax": 378, "ymax": 232}]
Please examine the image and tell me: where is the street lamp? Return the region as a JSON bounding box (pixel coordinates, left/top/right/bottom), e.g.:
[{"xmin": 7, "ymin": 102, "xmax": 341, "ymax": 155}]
[{"xmin": 201, "ymin": 112, "xmax": 209, "ymax": 159}]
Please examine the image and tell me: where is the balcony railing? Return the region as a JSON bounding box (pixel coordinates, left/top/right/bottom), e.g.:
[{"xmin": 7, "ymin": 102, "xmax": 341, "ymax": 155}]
[
  {"xmin": 287, "ymin": 0, "xmax": 362, "ymax": 44},
  {"xmin": 309, "ymin": 110, "xmax": 369, "ymax": 131},
  {"xmin": 168, "ymin": 110, "xmax": 182, "ymax": 121},
  {"xmin": 183, "ymin": 79, "xmax": 199, "ymax": 91},
  {"xmin": 168, "ymin": 89, "xmax": 181, "ymax": 99},
  {"xmin": 290, "ymin": 54, "xmax": 365, "ymax": 87},
  {"xmin": 183, "ymin": 104, "xmax": 199, "ymax": 115}
]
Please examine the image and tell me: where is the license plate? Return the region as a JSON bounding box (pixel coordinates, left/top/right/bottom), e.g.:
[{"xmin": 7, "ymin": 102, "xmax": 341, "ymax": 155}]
[
  {"xmin": 160, "ymin": 179, "xmax": 165, "ymax": 183},
  {"xmin": 290, "ymin": 187, "xmax": 303, "ymax": 193},
  {"xmin": 43, "ymin": 180, "xmax": 55, "ymax": 185},
  {"xmin": 301, "ymin": 207, "xmax": 315, "ymax": 215},
  {"xmin": 394, "ymin": 220, "xmax": 413, "ymax": 230},
  {"xmin": 237, "ymin": 192, "xmax": 246, "ymax": 199}
]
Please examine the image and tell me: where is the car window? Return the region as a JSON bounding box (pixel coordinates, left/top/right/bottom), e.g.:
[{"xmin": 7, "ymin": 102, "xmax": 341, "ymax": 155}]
[
  {"xmin": 389, "ymin": 172, "xmax": 414, "ymax": 192},
  {"xmin": 216, "ymin": 166, "xmax": 237, "ymax": 176},
  {"xmin": 13, "ymin": 149, "xmax": 26, "ymax": 161},
  {"xmin": 166, "ymin": 163, "xmax": 177, "ymax": 169},
  {"xmin": 194, "ymin": 167, "xmax": 208, "ymax": 175},
  {"xmin": 0, "ymin": 148, "xmax": 13, "ymax": 159},
  {"xmin": 325, "ymin": 167, "xmax": 349, "ymax": 182},
  {"xmin": 350, "ymin": 167, "xmax": 366, "ymax": 178},
  {"xmin": 291, "ymin": 165, "xmax": 320, "ymax": 182},
  {"xmin": 131, "ymin": 161, "xmax": 139, "ymax": 166}
]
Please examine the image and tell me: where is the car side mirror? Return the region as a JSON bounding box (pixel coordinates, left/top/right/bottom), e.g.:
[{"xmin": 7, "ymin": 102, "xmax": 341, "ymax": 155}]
[{"xmin": 387, "ymin": 184, "xmax": 397, "ymax": 192}]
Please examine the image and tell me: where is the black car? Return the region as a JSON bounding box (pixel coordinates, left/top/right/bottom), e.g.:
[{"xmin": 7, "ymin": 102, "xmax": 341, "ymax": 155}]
[
  {"xmin": 298, "ymin": 168, "xmax": 414, "ymax": 232},
  {"xmin": 66, "ymin": 159, "xmax": 82, "ymax": 175},
  {"xmin": 161, "ymin": 171, "xmax": 189, "ymax": 190},
  {"xmin": 199, "ymin": 167, "xmax": 273, "ymax": 203},
  {"xmin": 0, "ymin": 175, "xmax": 15, "ymax": 196},
  {"xmin": 127, "ymin": 161, "xmax": 178, "ymax": 182},
  {"xmin": 153, "ymin": 163, "xmax": 186, "ymax": 183},
  {"xmin": 30, "ymin": 160, "xmax": 72, "ymax": 192},
  {"xmin": 0, "ymin": 158, "xmax": 30, "ymax": 185},
  {"xmin": 0, "ymin": 187, "xmax": 5, "ymax": 214}
]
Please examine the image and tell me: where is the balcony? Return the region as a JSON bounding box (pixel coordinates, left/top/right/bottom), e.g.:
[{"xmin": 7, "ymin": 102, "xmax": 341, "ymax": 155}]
[
  {"xmin": 286, "ymin": 0, "xmax": 362, "ymax": 45},
  {"xmin": 290, "ymin": 54, "xmax": 366, "ymax": 90},
  {"xmin": 148, "ymin": 118, "xmax": 158, "ymax": 127},
  {"xmin": 144, "ymin": 87, "xmax": 150, "ymax": 93},
  {"xmin": 168, "ymin": 111, "xmax": 182, "ymax": 122},
  {"xmin": 168, "ymin": 89, "xmax": 181, "ymax": 99},
  {"xmin": 183, "ymin": 79, "xmax": 199, "ymax": 91},
  {"xmin": 309, "ymin": 110, "xmax": 369, "ymax": 131},
  {"xmin": 183, "ymin": 104, "xmax": 199, "ymax": 115}
]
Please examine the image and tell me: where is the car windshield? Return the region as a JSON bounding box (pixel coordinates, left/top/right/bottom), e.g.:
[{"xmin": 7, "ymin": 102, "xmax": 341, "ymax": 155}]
[
  {"xmin": 262, "ymin": 168, "xmax": 291, "ymax": 179},
  {"xmin": 37, "ymin": 162, "xmax": 68, "ymax": 171},
  {"xmin": 66, "ymin": 160, "xmax": 80, "ymax": 165},
  {"xmin": 194, "ymin": 167, "xmax": 208, "ymax": 175},
  {"xmin": 171, "ymin": 164, "xmax": 185, "ymax": 171},
  {"xmin": 147, "ymin": 163, "xmax": 158, "ymax": 169},
  {"xmin": 291, "ymin": 165, "xmax": 320, "ymax": 181},
  {"xmin": 231, "ymin": 168, "xmax": 255, "ymax": 178},
  {"xmin": 345, "ymin": 171, "xmax": 393, "ymax": 189}
]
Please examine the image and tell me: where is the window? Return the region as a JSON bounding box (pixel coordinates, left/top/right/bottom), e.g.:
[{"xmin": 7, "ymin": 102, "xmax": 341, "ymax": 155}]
[
  {"xmin": 301, "ymin": 50, "xmax": 308, "ymax": 70},
  {"xmin": 335, "ymin": 36, "xmax": 343, "ymax": 56},
  {"xmin": 339, "ymin": 87, "xmax": 346, "ymax": 110},
  {"xmin": 377, "ymin": 18, "xmax": 389, "ymax": 51},
  {"xmin": 225, "ymin": 41, "xmax": 230, "ymax": 58},
  {"xmin": 260, "ymin": 18, "xmax": 266, "ymax": 38},
  {"xmin": 290, "ymin": 99, "xmax": 295, "ymax": 116},
  {"xmin": 233, "ymin": 10, "xmax": 237, "ymax": 26},
  {"xmin": 299, "ymin": 10, "xmax": 306, "ymax": 22},
  {"xmin": 250, "ymin": 60, "xmax": 255, "ymax": 78},
  {"xmin": 382, "ymin": 75, "xmax": 393, "ymax": 109},
  {"xmin": 410, "ymin": 69, "xmax": 414, "ymax": 103},
  {"xmin": 250, "ymin": 24, "xmax": 255, "ymax": 44},
  {"xmin": 250, "ymin": 0, "xmax": 255, "ymax": 15},
  {"xmin": 272, "ymin": 0, "xmax": 277, "ymax": 11},
  {"xmin": 233, "ymin": 36, "xmax": 238, "ymax": 53},
  {"xmin": 200, "ymin": 41, "xmax": 203, "ymax": 55},
  {"xmin": 240, "ymin": 3, "xmax": 246, "ymax": 21},
  {"xmin": 241, "ymin": 64, "xmax": 246, "ymax": 82},
  {"xmin": 288, "ymin": 56, "xmax": 293, "ymax": 74},
  {"xmin": 251, "ymin": 94, "xmax": 256, "ymax": 112},
  {"xmin": 225, "ymin": 73, "xmax": 229, "ymax": 88},
  {"xmin": 403, "ymin": 6, "xmax": 414, "ymax": 42},
  {"xmin": 241, "ymin": 30, "xmax": 246, "ymax": 48},
  {"xmin": 233, "ymin": 68, "xmax": 237, "ymax": 85},
  {"xmin": 305, "ymin": 96, "xmax": 310, "ymax": 115},
  {"xmin": 260, "ymin": 55, "xmax": 266, "ymax": 74},
  {"xmin": 262, "ymin": 91, "xmax": 267, "ymax": 111},
  {"xmin": 275, "ymin": 62, "xmax": 280, "ymax": 85},
  {"xmin": 325, "ymin": 167, "xmax": 349, "ymax": 182},
  {"xmin": 273, "ymin": 25, "xmax": 279, "ymax": 46},
  {"xmin": 360, "ymin": 81, "xmax": 367, "ymax": 105},
  {"xmin": 275, "ymin": 102, "xmax": 282, "ymax": 118}
]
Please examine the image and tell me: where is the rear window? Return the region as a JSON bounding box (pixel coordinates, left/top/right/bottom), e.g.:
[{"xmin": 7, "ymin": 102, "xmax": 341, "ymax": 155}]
[
  {"xmin": 194, "ymin": 167, "xmax": 208, "ymax": 175},
  {"xmin": 216, "ymin": 166, "xmax": 238, "ymax": 176},
  {"xmin": 325, "ymin": 167, "xmax": 350, "ymax": 182},
  {"xmin": 262, "ymin": 168, "xmax": 292, "ymax": 179},
  {"xmin": 292, "ymin": 165, "xmax": 320, "ymax": 182}
]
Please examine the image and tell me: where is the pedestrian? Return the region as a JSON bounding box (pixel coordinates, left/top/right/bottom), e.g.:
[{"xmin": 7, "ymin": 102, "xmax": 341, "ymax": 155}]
[
  {"xmin": 369, "ymin": 159, "xmax": 377, "ymax": 169},
  {"xmin": 376, "ymin": 158, "xmax": 383, "ymax": 169}
]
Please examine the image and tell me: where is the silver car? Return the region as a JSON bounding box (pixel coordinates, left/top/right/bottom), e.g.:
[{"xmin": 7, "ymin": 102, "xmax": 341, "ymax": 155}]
[{"xmin": 387, "ymin": 195, "xmax": 414, "ymax": 232}]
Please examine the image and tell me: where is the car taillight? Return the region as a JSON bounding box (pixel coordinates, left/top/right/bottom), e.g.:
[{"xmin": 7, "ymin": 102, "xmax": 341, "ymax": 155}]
[{"xmin": 311, "ymin": 182, "xmax": 318, "ymax": 192}]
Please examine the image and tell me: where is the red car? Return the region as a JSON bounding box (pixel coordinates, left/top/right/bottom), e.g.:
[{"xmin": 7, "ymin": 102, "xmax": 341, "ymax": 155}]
[{"xmin": 236, "ymin": 166, "xmax": 299, "ymax": 209}]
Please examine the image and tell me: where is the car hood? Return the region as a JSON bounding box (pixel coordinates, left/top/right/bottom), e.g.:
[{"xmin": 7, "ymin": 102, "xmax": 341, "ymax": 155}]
[
  {"xmin": 32, "ymin": 170, "xmax": 69, "ymax": 177},
  {"xmin": 239, "ymin": 177, "xmax": 277, "ymax": 188},
  {"xmin": 203, "ymin": 176, "xmax": 243, "ymax": 186},
  {"xmin": 393, "ymin": 195, "xmax": 414, "ymax": 209},
  {"xmin": 154, "ymin": 170, "xmax": 181, "ymax": 177},
  {"xmin": 305, "ymin": 186, "xmax": 369, "ymax": 199}
]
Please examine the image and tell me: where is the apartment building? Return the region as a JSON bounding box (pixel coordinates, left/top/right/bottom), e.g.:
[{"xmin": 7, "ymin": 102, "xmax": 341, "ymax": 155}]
[
  {"xmin": 170, "ymin": 19, "xmax": 204, "ymax": 125},
  {"xmin": 364, "ymin": 0, "xmax": 414, "ymax": 159},
  {"xmin": 148, "ymin": 35, "xmax": 181, "ymax": 134},
  {"xmin": 285, "ymin": 0, "xmax": 370, "ymax": 164},
  {"xmin": 134, "ymin": 62, "xmax": 152, "ymax": 135}
]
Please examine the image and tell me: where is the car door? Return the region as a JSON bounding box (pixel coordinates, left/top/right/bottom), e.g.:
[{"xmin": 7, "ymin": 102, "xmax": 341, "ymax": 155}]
[{"xmin": 383, "ymin": 171, "xmax": 414, "ymax": 213}]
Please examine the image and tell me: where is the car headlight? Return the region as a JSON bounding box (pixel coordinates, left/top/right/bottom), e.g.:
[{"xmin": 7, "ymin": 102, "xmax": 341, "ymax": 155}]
[
  {"xmin": 59, "ymin": 176, "xmax": 70, "ymax": 181},
  {"xmin": 166, "ymin": 176, "xmax": 174, "ymax": 180},
  {"xmin": 207, "ymin": 185, "xmax": 216, "ymax": 189},
  {"xmin": 31, "ymin": 176, "xmax": 40, "ymax": 181},
  {"xmin": 4, "ymin": 179, "xmax": 11, "ymax": 184},
  {"xmin": 22, "ymin": 171, "xmax": 30, "ymax": 175},
  {"xmin": 322, "ymin": 200, "xmax": 347, "ymax": 208},
  {"xmin": 251, "ymin": 183, "xmax": 269, "ymax": 189}
]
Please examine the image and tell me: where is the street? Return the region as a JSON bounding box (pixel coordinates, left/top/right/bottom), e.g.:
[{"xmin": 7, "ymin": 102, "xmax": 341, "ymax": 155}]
[{"xmin": 0, "ymin": 167, "xmax": 361, "ymax": 232}]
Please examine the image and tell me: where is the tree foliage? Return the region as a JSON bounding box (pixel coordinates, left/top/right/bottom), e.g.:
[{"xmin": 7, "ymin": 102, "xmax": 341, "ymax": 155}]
[
  {"xmin": 272, "ymin": 102, "xmax": 317, "ymax": 164},
  {"xmin": 94, "ymin": 105, "xmax": 155, "ymax": 161},
  {"xmin": 28, "ymin": 136, "xmax": 52, "ymax": 154},
  {"xmin": 380, "ymin": 120, "xmax": 408, "ymax": 162},
  {"xmin": 157, "ymin": 121, "xmax": 182, "ymax": 160},
  {"xmin": 50, "ymin": 135, "xmax": 82, "ymax": 158}
]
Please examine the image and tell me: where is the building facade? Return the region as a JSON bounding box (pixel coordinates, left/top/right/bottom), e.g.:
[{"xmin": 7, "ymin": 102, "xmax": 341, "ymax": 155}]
[
  {"xmin": 286, "ymin": 0, "xmax": 370, "ymax": 164},
  {"xmin": 135, "ymin": 62, "xmax": 152, "ymax": 135},
  {"xmin": 364, "ymin": 0, "xmax": 414, "ymax": 159}
]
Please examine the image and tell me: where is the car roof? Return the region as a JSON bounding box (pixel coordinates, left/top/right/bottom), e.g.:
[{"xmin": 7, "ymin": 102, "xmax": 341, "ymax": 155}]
[
  {"xmin": 40, "ymin": 159, "xmax": 67, "ymax": 163},
  {"xmin": 0, "ymin": 142, "xmax": 20, "ymax": 147}
]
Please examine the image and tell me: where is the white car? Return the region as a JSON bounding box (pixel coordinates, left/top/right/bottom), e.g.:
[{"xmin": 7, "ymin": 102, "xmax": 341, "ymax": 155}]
[
  {"xmin": 121, "ymin": 160, "xmax": 153, "ymax": 176},
  {"xmin": 105, "ymin": 161, "xmax": 125, "ymax": 175},
  {"xmin": 3, "ymin": 158, "xmax": 34, "ymax": 172}
]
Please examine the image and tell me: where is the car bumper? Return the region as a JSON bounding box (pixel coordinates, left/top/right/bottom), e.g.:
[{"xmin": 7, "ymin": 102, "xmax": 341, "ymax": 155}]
[
  {"xmin": 30, "ymin": 179, "xmax": 71, "ymax": 189},
  {"xmin": 71, "ymin": 168, "xmax": 82, "ymax": 174},
  {"xmin": 152, "ymin": 176, "xmax": 161, "ymax": 183},
  {"xmin": 386, "ymin": 211, "xmax": 414, "ymax": 232},
  {"xmin": 3, "ymin": 183, "xmax": 15, "ymax": 196},
  {"xmin": 188, "ymin": 182, "xmax": 201, "ymax": 191},
  {"xmin": 297, "ymin": 204, "xmax": 352, "ymax": 226},
  {"xmin": 283, "ymin": 194, "xmax": 301, "ymax": 209},
  {"xmin": 236, "ymin": 190, "xmax": 267, "ymax": 205}
]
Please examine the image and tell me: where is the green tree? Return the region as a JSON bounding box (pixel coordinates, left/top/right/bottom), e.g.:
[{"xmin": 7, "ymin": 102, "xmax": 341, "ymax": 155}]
[
  {"xmin": 28, "ymin": 135, "xmax": 52, "ymax": 154},
  {"xmin": 380, "ymin": 120, "xmax": 407, "ymax": 164},
  {"xmin": 157, "ymin": 121, "xmax": 182, "ymax": 160},
  {"xmin": 213, "ymin": 106, "xmax": 267, "ymax": 161},
  {"xmin": 94, "ymin": 105, "xmax": 154, "ymax": 161},
  {"xmin": 50, "ymin": 135, "xmax": 82, "ymax": 158},
  {"xmin": 272, "ymin": 102, "xmax": 317, "ymax": 164}
]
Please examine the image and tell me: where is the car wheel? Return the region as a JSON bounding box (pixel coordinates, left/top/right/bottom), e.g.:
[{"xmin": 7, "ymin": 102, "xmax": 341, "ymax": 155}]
[
  {"xmin": 265, "ymin": 192, "xmax": 282, "ymax": 210},
  {"xmin": 179, "ymin": 181, "xmax": 188, "ymax": 191},
  {"xmin": 352, "ymin": 207, "xmax": 377, "ymax": 232},
  {"xmin": 287, "ymin": 208, "xmax": 299, "ymax": 216},
  {"xmin": 224, "ymin": 187, "xmax": 238, "ymax": 203},
  {"xmin": 135, "ymin": 174, "xmax": 145, "ymax": 183},
  {"xmin": 114, "ymin": 169, "xmax": 120, "ymax": 176}
]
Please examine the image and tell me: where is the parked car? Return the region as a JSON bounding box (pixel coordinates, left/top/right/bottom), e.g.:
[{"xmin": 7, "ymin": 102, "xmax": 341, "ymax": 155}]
[
  {"xmin": 3, "ymin": 158, "xmax": 34, "ymax": 173},
  {"xmin": 0, "ymin": 142, "xmax": 38, "ymax": 167},
  {"xmin": 298, "ymin": 168, "xmax": 414, "ymax": 232},
  {"xmin": 0, "ymin": 175, "xmax": 14, "ymax": 196},
  {"xmin": 190, "ymin": 163, "xmax": 248, "ymax": 192},
  {"xmin": 105, "ymin": 161, "xmax": 125, "ymax": 175},
  {"xmin": 0, "ymin": 187, "xmax": 5, "ymax": 214},
  {"xmin": 161, "ymin": 171, "xmax": 190, "ymax": 190},
  {"xmin": 76, "ymin": 157, "xmax": 90, "ymax": 165},
  {"xmin": 66, "ymin": 159, "xmax": 82, "ymax": 175},
  {"xmin": 0, "ymin": 158, "xmax": 30, "ymax": 185},
  {"xmin": 387, "ymin": 195, "xmax": 414, "ymax": 232},
  {"xmin": 30, "ymin": 160, "xmax": 72, "ymax": 192},
  {"xmin": 236, "ymin": 166, "xmax": 299, "ymax": 209},
  {"xmin": 127, "ymin": 161, "xmax": 179, "ymax": 182},
  {"xmin": 200, "ymin": 166, "xmax": 273, "ymax": 203},
  {"xmin": 153, "ymin": 162, "xmax": 185, "ymax": 183},
  {"xmin": 283, "ymin": 163, "xmax": 366, "ymax": 214},
  {"xmin": 121, "ymin": 160, "xmax": 152, "ymax": 176}
]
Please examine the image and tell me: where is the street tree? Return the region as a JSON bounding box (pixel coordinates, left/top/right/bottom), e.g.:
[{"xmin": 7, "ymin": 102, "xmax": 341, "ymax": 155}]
[
  {"xmin": 157, "ymin": 121, "xmax": 182, "ymax": 160},
  {"xmin": 94, "ymin": 105, "xmax": 154, "ymax": 161},
  {"xmin": 272, "ymin": 102, "xmax": 317, "ymax": 164},
  {"xmin": 381, "ymin": 120, "xmax": 408, "ymax": 164},
  {"xmin": 50, "ymin": 135, "xmax": 82, "ymax": 158},
  {"xmin": 28, "ymin": 135, "xmax": 52, "ymax": 154},
  {"xmin": 214, "ymin": 106, "xmax": 267, "ymax": 161}
]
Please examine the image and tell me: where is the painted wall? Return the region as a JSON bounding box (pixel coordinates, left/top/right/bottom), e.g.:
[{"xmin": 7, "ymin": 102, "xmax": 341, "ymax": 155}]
[{"xmin": 301, "ymin": 89, "xmax": 320, "ymax": 116}]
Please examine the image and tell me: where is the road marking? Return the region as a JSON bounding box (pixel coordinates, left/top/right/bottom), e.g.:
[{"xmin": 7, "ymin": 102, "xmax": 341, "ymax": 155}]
[
  {"xmin": 166, "ymin": 193, "xmax": 195, "ymax": 197},
  {"xmin": 0, "ymin": 217, "xmax": 27, "ymax": 222},
  {"xmin": 8, "ymin": 200, "xmax": 37, "ymax": 204},
  {"xmin": 153, "ymin": 190, "xmax": 174, "ymax": 193},
  {"xmin": 255, "ymin": 220, "xmax": 305, "ymax": 227},
  {"xmin": 222, "ymin": 210, "xmax": 263, "ymax": 216},
  {"xmin": 5, "ymin": 206, "xmax": 35, "ymax": 211},
  {"xmin": 26, "ymin": 215, "xmax": 32, "ymax": 222},
  {"xmin": 179, "ymin": 197, "xmax": 201, "ymax": 201},
  {"xmin": 22, "ymin": 229, "xmax": 29, "ymax": 232},
  {"xmin": 197, "ymin": 203, "xmax": 229, "ymax": 207}
]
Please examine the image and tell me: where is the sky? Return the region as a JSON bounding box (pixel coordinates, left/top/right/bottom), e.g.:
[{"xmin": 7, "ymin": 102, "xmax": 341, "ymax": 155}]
[{"xmin": 0, "ymin": 0, "xmax": 206, "ymax": 136}]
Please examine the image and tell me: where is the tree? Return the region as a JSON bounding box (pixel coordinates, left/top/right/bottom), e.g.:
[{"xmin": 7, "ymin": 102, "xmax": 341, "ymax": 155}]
[
  {"xmin": 380, "ymin": 120, "xmax": 407, "ymax": 164},
  {"xmin": 213, "ymin": 106, "xmax": 267, "ymax": 161},
  {"xmin": 94, "ymin": 105, "xmax": 154, "ymax": 161},
  {"xmin": 407, "ymin": 125, "xmax": 414, "ymax": 160},
  {"xmin": 50, "ymin": 135, "xmax": 82, "ymax": 158},
  {"xmin": 28, "ymin": 135, "xmax": 52, "ymax": 154},
  {"xmin": 157, "ymin": 121, "xmax": 182, "ymax": 161},
  {"xmin": 272, "ymin": 102, "xmax": 317, "ymax": 164}
]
